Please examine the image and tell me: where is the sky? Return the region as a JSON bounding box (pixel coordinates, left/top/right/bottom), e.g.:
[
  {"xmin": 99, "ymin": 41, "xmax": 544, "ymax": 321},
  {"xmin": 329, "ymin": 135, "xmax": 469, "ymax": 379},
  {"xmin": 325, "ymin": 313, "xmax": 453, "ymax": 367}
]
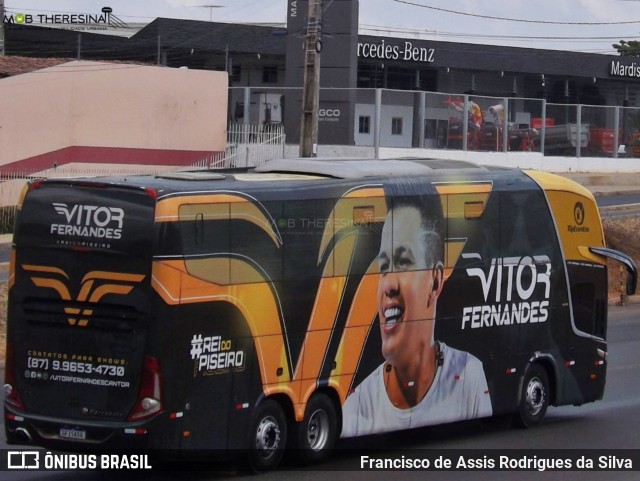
[{"xmin": 4, "ymin": 0, "xmax": 640, "ymax": 54}]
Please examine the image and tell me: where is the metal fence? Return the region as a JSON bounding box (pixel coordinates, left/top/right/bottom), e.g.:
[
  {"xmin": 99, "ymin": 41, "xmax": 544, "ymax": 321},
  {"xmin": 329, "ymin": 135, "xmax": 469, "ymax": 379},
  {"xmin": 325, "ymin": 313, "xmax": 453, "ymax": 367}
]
[
  {"xmin": 229, "ymin": 86, "xmax": 640, "ymax": 158},
  {"xmin": 190, "ymin": 123, "xmax": 286, "ymax": 169},
  {"xmin": 0, "ymin": 124, "xmax": 285, "ymax": 233}
]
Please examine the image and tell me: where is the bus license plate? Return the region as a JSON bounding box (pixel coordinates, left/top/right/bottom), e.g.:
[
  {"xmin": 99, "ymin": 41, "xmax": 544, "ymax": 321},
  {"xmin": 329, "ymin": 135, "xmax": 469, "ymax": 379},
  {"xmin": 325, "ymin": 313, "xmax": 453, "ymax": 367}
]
[{"xmin": 60, "ymin": 428, "xmax": 86, "ymax": 440}]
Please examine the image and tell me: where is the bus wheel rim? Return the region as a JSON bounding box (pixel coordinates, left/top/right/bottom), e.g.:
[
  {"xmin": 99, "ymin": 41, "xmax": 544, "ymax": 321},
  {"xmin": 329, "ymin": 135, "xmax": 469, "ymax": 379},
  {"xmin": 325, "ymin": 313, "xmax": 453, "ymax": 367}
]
[
  {"xmin": 525, "ymin": 376, "xmax": 546, "ymax": 416},
  {"xmin": 255, "ymin": 416, "xmax": 280, "ymax": 455},
  {"xmin": 307, "ymin": 408, "xmax": 329, "ymax": 451}
]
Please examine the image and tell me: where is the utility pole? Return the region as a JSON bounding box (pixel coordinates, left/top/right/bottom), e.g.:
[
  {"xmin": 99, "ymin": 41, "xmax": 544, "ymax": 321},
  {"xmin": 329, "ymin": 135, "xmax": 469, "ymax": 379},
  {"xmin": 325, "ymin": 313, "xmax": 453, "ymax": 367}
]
[
  {"xmin": 0, "ymin": 0, "xmax": 6, "ymax": 56},
  {"xmin": 299, "ymin": 0, "xmax": 322, "ymax": 157}
]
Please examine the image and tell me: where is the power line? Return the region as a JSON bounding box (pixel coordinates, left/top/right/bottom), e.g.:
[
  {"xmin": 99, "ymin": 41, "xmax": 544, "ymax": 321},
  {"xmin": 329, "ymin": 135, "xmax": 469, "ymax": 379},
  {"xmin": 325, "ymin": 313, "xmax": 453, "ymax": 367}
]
[
  {"xmin": 359, "ymin": 24, "xmax": 640, "ymax": 42},
  {"xmin": 215, "ymin": 0, "xmax": 281, "ymax": 20},
  {"xmin": 392, "ymin": 0, "xmax": 640, "ymax": 25}
]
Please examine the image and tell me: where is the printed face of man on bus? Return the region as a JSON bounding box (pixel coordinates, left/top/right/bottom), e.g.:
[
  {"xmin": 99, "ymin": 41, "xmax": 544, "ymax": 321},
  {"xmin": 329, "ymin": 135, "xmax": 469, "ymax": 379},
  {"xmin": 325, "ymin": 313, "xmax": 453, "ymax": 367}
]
[{"xmin": 377, "ymin": 204, "xmax": 444, "ymax": 367}]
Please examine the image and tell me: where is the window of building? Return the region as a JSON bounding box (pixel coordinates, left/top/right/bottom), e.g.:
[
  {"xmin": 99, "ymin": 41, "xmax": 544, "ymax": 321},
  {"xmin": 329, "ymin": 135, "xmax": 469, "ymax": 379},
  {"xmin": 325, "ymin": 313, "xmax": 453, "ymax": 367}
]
[
  {"xmin": 359, "ymin": 116, "xmax": 371, "ymax": 134},
  {"xmin": 386, "ymin": 67, "xmax": 414, "ymax": 90},
  {"xmin": 262, "ymin": 66, "xmax": 278, "ymax": 84},
  {"xmin": 357, "ymin": 65, "xmax": 383, "ymax": 88},
  {"xmin": 391, "ymin": 117, "xmax": 403, "ymax": 136},
  {"xmin": 230, "ymin": 66, "xmax": 242, "ymax": 83}
]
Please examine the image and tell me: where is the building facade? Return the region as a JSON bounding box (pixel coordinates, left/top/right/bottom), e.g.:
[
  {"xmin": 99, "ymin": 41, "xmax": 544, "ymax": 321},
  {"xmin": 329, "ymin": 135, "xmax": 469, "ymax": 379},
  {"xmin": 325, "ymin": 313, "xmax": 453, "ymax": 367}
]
[{"xmin": 4, "ymin": 0, "xmax": 640, "ymax": 152}]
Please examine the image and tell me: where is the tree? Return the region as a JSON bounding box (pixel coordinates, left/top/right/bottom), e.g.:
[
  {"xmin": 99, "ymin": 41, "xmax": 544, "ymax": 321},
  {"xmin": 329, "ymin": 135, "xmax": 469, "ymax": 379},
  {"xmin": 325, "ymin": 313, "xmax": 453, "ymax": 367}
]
[{"xmin": 613, "ymin": 40, "xmax": 640, "ymax": 57}]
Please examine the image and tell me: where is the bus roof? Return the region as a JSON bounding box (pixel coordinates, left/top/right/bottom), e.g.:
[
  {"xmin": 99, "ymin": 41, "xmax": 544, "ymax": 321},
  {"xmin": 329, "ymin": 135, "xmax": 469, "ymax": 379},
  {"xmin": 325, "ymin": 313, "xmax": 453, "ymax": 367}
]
[
  {"xmin": 253, "ymin": 158, "xmax": 490, "ymax": 179},
  {"xmin": 32, "ymin": 159, "xmax": 522, "ymax": 199}
]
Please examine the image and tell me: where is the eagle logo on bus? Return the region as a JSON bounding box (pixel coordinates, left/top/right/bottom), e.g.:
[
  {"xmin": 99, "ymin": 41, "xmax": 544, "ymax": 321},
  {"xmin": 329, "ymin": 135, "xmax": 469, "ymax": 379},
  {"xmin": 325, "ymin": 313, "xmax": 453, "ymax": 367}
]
[{"xmin": 22, "ymin": 265, "xmax": 145, "ymax": 327}]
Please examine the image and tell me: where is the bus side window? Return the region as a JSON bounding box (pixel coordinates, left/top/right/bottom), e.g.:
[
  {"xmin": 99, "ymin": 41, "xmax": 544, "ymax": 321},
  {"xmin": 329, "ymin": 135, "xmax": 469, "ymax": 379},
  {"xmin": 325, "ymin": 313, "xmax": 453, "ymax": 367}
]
[
  {"xmin": 317, "ymin": 196, "xmax": 385, "ymax": 278},
  {"xmin": 180, "ymin": 201, "xmax": 285, "ymax": 286},
  {"xmin": 282, "ymin": 199, "xmax": 332, "ymax": 280},
  {"xmin": 464, "ymin": 201, "xmax": 485, "ymax": 220},
  {"xmin": 230, "ymin": 201, "xmax": 283, "ymax": 284},
  {"xmin": 181, "ymin": 202, "xmax": 231, "ymax": 285},
  {"xmin": 571, "ymin": 282, "xmax": 596, "ymax": 335},
  {"xmin": 567, "ymin": 262, "xmax": 608, "ymax": 338},
  {"xmin": 444, "ymin": 191, "xmax": 496, "ymax": 274}
]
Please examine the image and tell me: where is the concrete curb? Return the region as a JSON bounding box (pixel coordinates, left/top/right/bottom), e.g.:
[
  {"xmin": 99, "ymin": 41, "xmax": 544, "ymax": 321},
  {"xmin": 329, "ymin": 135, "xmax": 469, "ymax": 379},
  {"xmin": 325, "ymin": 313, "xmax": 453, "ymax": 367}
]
[
  {"xmin": 593, "ymin": 189, "xmax": 640, "ymax": 197},
  {"xmin": 599, "ymin": 203, "xmax": 640, "ymax": 213}
]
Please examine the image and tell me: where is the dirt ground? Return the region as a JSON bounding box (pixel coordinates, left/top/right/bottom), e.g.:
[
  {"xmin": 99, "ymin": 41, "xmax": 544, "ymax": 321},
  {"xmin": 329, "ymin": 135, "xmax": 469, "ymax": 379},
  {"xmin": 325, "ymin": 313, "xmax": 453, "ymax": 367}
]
[
  {"xmin": 0, "ymin": 218, "xmax": 638, "ymax": 362},
  {"xmin": 602, "ymin": 217, "xmax": 640, "ymax": 300}
]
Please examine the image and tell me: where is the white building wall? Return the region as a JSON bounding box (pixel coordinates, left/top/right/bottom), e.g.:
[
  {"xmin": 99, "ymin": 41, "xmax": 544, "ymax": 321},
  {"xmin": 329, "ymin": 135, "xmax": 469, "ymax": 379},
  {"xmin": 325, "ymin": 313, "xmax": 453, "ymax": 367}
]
[
  {"xmin": 355, "ymin": 103, "xmax": 414, "ymax": 147},
  {"xmin": 0, "ymin": 60, "xmax": 228, "ymax": 169}
]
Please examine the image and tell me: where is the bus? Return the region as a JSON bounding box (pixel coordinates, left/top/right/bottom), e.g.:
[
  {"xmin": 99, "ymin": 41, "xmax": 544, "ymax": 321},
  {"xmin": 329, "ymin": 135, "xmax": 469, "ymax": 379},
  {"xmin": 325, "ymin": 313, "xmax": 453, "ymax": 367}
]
[{"xmin": 4, "ymin": 158, "xmax": 637, "ymax": 471}]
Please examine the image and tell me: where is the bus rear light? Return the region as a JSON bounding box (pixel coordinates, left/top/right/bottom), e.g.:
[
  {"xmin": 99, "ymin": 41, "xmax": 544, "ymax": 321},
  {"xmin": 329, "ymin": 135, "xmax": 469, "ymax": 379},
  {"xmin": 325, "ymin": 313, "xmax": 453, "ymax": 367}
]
[
  {"xmin": 127, "ymin": 356, "xmax": 162, "ymax": 422},
  {"xmin": 144, "ymin": 187, "xmax": 157, "ymax": 199},
  {"xmin": 3, "ymin": 344, "xmax": 25, "ymax": 411},
  {"xmin": 124, "ymin": 428, "xmax": 147, "ymax": 435},
  {"xmin": 5, "ymin": 412, "xmax": 24, "ymax": 422},
  {"xmin": 28, "ymin": 179, "xmax": 44, "ymax": 191},
  {"xmin": 141, "ymin": 397, "xmax": 160, "ymax": 411}
]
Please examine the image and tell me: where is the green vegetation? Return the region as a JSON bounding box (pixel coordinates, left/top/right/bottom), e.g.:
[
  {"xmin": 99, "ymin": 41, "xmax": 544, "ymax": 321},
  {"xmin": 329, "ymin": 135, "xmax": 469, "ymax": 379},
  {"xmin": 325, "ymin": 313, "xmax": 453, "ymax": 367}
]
[
  {"xmin": 0, "ymin": 207, "xmax": 16, "ymax": 234},
  {"xmin": 613, "ymin": 40, "xmax": 640, "ymax": 57}
]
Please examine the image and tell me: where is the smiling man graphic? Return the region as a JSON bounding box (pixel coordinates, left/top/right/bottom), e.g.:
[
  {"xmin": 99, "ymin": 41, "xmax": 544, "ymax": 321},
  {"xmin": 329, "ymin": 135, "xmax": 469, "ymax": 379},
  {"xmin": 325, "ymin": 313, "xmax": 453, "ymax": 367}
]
[{"xmin": 341, "ymin": 178, "xmax": 492, "ymax": 437}]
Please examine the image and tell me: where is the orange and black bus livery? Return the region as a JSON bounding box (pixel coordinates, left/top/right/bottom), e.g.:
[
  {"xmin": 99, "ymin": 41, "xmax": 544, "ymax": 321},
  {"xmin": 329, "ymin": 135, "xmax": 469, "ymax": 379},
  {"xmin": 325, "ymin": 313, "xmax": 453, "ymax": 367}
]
[{"xmin": 4, "ymin": 159, "xmax": 636, "ymax": 470}]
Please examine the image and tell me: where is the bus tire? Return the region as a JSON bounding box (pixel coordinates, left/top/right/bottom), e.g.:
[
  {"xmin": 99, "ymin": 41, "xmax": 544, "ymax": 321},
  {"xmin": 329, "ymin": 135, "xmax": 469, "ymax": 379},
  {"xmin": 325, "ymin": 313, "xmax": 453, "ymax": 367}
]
[
  {"xmin": 294, "ymin": 393, "xmax": 337, "ymax": 464},
  {"xmin": 517, "ymin": 364, "xmax": 549, "ymax": 428},
  {"xmin": 248, "ymin": 399, "xmax": 287, "ymax": 472}
]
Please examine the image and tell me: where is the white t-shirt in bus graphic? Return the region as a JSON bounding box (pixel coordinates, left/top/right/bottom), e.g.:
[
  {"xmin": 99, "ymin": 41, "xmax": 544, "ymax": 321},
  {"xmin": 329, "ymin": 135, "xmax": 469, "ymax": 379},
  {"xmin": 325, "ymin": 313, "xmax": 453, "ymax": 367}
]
[{"xmin": 341, "ymin": 342, "xmax": 492, "ymax": 437}]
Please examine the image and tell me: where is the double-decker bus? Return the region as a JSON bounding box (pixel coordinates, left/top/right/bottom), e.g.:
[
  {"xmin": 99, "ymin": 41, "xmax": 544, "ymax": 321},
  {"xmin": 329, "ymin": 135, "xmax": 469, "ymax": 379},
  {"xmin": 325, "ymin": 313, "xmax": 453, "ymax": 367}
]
[{"xmin": 4, "ymin": 158, "xmax": 636, "ymax": 471}]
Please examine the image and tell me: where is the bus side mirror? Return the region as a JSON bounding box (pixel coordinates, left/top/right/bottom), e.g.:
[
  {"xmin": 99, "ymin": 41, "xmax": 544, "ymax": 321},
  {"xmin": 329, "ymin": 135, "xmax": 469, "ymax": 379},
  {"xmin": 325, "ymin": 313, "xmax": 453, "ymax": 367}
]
[{"xmin": 589, "ymin": 247, "xmax": 638, "ymax": 296}]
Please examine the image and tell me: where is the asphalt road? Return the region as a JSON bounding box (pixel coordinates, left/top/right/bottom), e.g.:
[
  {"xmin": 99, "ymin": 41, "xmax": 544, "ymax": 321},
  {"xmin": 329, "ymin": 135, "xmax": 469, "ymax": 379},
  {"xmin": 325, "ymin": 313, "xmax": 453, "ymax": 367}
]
[
  {"xmin": 0, "ymin": 241, "xmax": 8, "ymax": 266},
  {"xmin": 595, "ymin": 193, "xmax": 640, "ymax": 208},
  {"xmin": 597, "ymin": 193, "xmax": 640, "ymax": 219},
  {"xmin": 1, "ymin": 302, "xmax": 639, "ymax": 480}
]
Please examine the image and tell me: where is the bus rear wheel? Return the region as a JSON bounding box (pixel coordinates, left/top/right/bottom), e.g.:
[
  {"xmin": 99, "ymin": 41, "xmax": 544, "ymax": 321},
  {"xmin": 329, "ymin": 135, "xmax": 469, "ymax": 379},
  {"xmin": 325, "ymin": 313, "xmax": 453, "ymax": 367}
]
[
  {"xmin": 517, "ymin": 364, "xmax": 549, "ymax": 428},
  {"xmin": 293, "ymin": 393, "xmax": 337, "ymax": 464},
  {"xmin": 248, "ymin": 399, "xmax": 287, "ymax": 472}
]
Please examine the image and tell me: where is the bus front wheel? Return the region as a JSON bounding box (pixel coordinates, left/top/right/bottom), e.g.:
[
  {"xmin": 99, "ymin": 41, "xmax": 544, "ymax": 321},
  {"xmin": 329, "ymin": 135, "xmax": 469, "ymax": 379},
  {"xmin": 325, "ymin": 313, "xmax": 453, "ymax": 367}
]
[
  {"xmin": 293, "ymin": 393, "xmax": 337, "ymax": 464},
  {"xmin": 517, "ymin": 364, "xmax": 549, "ymax": 428},
  {"xmin": 248, "ymin": 399, "xmax": 287, "ymax": 472}
]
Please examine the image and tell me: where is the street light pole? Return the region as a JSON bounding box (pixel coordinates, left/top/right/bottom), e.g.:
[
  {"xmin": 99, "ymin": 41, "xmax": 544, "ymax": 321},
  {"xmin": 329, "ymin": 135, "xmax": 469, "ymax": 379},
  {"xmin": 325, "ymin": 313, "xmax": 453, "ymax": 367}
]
[
  {"xmin": 300, "ymin": 0, "xmax": 322, "ymax": 157},
  {"xmin": 0, "ymin": 0, "xmax": 6, "ymax": 56},
  {"xmin": 194, "ymin": 4, "xmax": 224, "ymax": 22}
]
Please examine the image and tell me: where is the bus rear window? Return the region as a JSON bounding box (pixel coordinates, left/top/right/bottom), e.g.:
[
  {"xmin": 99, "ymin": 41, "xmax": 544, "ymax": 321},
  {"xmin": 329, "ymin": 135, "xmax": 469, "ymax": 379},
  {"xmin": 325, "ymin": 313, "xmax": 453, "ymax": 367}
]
[{"xmin": 16, "ymin": 182, "xmax": 155, "ymax": 258}]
